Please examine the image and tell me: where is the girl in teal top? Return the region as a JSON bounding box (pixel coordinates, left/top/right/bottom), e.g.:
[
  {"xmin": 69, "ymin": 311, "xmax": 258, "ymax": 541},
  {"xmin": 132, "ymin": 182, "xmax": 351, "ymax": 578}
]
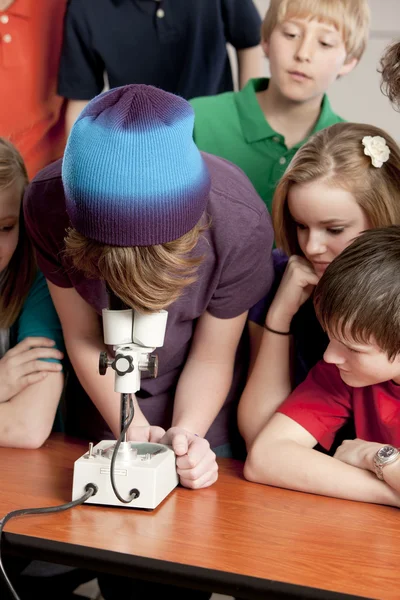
[{"xmin": 0, "ymin": 138, "xmax": 64, "ymax": 448}]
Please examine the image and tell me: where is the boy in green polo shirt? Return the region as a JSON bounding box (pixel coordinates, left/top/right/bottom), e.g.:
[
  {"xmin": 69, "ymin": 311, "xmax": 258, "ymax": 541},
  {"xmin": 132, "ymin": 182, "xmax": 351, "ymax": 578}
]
[{"xmin": 190, "ymin": 0, "xmax": 370, "ymax": 212}]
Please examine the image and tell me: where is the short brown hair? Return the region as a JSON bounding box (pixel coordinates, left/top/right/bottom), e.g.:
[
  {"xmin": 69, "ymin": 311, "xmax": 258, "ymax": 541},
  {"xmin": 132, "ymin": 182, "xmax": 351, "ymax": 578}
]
[
  {"xmin": 64, "ymin": 219, "xmax": 208, "ymax": 313},
  {"xmin": 272, "ymin": 122, "xmax": 400, "ymax": 256},
  {"xmin": 261, "ymin": 0, "xmax": 370, "ymax": 61},
  {"xmin": 380, "ymin": 41, "xmax": 400, "ymax": 110},
  {"xmin": 0, "ymin": 138, "xmax": 35, "ymax": 328},
  {"xmin": 314, "ymin": 226, "xmax": 400, "ymax": 360}
]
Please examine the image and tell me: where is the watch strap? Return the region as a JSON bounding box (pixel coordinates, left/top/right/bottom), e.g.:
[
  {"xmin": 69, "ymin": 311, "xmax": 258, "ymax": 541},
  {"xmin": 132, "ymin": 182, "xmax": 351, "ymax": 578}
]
[{"xmin": 373, "ymin": 446, "xmax": 400, "ymax": 481}]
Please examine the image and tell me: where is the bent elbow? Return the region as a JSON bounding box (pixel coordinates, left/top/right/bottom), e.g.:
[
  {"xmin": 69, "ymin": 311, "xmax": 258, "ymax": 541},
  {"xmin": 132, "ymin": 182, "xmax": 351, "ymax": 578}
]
[
  {"xmin": 243, "ymin": 457, "xmax": 258, "ymax": 482},
  {"xmin": 27, "ymin": 421, "xmax": 54, "ymax": 448},
  {"xmin": 14, "ymin": 425, "xmax": 51, "ymax": 450},
  {"xmin": 23, "ymin": 434, "xmax": 48, "ymax": 450},
  {"xmin": 243, "ymin": 446, "xmax": 269, "ymax": 483}
]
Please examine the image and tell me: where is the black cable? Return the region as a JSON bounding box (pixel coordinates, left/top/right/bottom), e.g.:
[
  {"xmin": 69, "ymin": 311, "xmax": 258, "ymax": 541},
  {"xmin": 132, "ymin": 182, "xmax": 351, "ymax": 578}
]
[
  {"xmin": 110, "ymin": 395, "xmax": 140, "ymax": 503},
  {"xmin": 0, "ymin": 483, "xmax": 97, "ymax": 600}
]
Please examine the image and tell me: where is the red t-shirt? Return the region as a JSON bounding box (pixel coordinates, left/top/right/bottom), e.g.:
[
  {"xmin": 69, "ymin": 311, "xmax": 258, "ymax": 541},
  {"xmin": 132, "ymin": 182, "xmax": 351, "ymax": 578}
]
[
  {"xmin": 278, "ymin": 361, "xmax": 400, "ymax": 449},
  {"xmin": 0, "ymin": 0, "xmax": 68, "ymax": 179}
]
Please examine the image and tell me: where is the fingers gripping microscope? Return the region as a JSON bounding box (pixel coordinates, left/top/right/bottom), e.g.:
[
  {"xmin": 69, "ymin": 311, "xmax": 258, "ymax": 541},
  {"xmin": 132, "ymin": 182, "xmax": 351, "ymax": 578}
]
[{"xmin": 72, "ymin": 308, "xmax": 179, "ymax": 510}]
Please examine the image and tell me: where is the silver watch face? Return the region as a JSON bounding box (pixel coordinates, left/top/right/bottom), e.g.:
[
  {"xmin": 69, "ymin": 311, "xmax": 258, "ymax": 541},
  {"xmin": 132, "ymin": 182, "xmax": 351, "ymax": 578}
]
[{"xmin": 378, "ymin": 445, "xmax": 398, "ymax": 461}]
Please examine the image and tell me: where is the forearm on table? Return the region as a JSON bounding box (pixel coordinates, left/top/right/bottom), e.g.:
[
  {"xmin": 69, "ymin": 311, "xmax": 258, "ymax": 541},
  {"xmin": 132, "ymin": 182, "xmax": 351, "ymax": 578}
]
[
  {"xmin": 238, "ymin": 322, "xmax": 292, "ymax": 448},
  {"xmin": 245, "ymin": 439, "xmax": 400, "ymax": 508},
  {"xmin": 64, "ymin": 335, "xmax": 149, "ymax": 437},
  {"xmin": 0, "ymin": 372, "xmax": 64, "ymax": 449},
  {"xmin": 172, "ymin": 357, "xmax": 234, "ymax": 437}
]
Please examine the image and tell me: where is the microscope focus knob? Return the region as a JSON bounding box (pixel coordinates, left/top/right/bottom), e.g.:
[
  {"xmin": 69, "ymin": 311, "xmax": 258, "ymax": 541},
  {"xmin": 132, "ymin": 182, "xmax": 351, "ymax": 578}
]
[
  {"xmin": 147, "ymin": 354, "xmax": 159, "ymax": 378},
  {"xmin": 112, "ymin": 354, "xmax": 135, "ymax": 377},
  {"xmin": 99, "ymin": 351, "xmax": 110, "ymax": 376}
]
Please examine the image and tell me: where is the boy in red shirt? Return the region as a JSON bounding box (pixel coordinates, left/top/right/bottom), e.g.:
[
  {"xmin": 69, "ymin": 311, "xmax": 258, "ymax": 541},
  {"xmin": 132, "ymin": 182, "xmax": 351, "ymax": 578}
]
[{"xmin": 245, "ymin": 226, "xmax": 400, "ymax": 508}]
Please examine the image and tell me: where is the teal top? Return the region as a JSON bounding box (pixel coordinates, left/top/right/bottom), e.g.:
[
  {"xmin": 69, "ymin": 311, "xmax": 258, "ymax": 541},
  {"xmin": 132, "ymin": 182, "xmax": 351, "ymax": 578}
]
[
  {"xmin": 11, "ymin": 270, "xmax": 65, "ymax": 431},
  {"xmin": 190, "ymin": 78, "xmax": 345, "ymax": 213}
]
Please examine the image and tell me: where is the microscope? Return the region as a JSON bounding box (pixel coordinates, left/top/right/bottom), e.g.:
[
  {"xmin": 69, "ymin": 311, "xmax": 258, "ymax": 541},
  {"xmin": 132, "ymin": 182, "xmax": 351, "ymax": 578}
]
[{"xmin": 72, "ymin": 308, "xmax": 179, "ymax": 510}]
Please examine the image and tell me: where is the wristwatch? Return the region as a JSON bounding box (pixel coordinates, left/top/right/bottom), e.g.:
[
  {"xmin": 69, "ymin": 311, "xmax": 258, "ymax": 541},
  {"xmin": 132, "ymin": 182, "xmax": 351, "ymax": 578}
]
[{"xmin": 373, "ymin": 445, "xmax": 400, "ymax": 480}]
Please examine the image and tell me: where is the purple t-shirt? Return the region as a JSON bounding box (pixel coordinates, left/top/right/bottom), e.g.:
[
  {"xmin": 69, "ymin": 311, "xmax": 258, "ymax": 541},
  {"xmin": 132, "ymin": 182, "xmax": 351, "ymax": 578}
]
[{"xmin": 23, "ymin": 152, "xmax": 274, "ymax": 448}]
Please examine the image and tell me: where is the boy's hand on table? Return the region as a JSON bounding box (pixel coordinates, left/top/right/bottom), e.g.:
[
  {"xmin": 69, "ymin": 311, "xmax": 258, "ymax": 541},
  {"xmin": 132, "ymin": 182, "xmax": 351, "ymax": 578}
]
[
  {"xmin": 334, "ymin": 439, "xmax": 384, "ymax": 471},
  {"xmin": 160, "ymin": 427, "xmax": 219, "ymax": 489}
]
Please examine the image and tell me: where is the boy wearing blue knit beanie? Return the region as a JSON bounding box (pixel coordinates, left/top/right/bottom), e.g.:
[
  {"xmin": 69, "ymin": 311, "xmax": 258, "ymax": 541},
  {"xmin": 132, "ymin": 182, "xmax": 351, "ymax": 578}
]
[{"xmin": 24, "ymin": 84, "xmax": 274, "ymax": 488}]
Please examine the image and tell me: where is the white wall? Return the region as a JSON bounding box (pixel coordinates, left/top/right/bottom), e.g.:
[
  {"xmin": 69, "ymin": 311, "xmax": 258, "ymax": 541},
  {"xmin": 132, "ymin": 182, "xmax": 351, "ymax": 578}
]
[{"xmin": 250, "ymin": 0, "xmax": 400, "ymax": 140}]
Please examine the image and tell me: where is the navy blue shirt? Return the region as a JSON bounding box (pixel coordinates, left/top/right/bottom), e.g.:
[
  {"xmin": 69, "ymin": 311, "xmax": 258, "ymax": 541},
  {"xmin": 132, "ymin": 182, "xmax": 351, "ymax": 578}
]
[{"xmin": 58, "ymin": 0, "xmax": 261, "ymax": 101}]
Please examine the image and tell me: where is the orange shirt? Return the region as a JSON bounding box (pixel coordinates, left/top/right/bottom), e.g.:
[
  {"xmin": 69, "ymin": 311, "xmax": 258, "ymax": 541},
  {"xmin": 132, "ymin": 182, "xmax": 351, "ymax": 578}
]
[{"xmin": 0, "ymin": 0, "xmax": 68, "ymax": 179}]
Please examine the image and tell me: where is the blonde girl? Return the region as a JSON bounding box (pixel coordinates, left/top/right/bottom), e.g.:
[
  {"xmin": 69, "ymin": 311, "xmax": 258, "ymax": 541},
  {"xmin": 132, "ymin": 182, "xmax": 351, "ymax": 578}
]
[{"xmin": 239, "ymin": 122, "xmax": 400, "ymax": 447}]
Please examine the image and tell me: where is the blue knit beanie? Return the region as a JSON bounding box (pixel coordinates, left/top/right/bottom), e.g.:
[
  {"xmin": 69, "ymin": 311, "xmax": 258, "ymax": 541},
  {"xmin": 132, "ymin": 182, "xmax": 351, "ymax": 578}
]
[{"xmin": 62, "ymin": 85, "xmax": 211, "ymax": 246}]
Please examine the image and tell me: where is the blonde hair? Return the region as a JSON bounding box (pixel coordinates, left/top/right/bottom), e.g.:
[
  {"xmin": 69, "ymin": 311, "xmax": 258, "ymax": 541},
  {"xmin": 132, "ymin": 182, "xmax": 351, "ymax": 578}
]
[
  {"xmin": 262, "ymin": 0, "xmax": 370, "ymax": 61},
  {"xmin": 380, "ymin": 41, "xmax": 400, "ymax": 110},
  {"xmin": 0, "ymin": 138, "xmax": 35, "ymax": 328},
  {"xmin": 272, "ymin": 122, "xmax": 400, "ymax": 256},
  {"xmin": 64, "ymin": 220, "xmax": 208, "ymax": 313}
]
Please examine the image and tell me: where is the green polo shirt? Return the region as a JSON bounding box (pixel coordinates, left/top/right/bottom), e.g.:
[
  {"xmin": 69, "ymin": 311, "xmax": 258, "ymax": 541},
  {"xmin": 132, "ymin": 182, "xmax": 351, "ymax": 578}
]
[{"xmin": 190, "ymin": 78, "xmax": 345, "ymax": 213}]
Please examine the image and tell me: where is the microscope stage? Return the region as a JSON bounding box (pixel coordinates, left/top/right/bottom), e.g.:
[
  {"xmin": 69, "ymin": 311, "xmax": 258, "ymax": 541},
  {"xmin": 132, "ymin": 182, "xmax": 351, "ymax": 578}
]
[{"xmin": 72, "ymin": 441, "xmax": 179, "ymax": 510}]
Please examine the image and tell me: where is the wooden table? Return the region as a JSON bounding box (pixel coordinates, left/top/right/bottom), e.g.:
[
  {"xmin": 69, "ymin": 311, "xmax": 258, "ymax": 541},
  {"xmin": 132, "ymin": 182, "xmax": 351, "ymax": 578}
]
[{"xmin": 1, "ymin": 434, "xmax": 399, "ymax": 600}]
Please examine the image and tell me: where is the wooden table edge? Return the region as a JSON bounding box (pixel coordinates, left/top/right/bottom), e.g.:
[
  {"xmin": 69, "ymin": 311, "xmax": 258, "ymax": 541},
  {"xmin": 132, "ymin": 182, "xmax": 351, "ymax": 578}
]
[{"xmin": 3, "ymin": 531, "xmax": 369, "ymax": 600}]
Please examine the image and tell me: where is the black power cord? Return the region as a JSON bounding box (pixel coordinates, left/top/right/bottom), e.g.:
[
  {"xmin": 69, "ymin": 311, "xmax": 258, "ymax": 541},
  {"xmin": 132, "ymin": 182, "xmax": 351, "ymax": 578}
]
[
  {"xmin": 0, "ymin": 483, "xmax": 98, "ymax": 600},
  {"xmin": 110, "ymin": 394, "xmax": 140, "ymax": 503},
  {"xmin": 1, "ymin": 398, "xmax": 139, "ymax": 598}
]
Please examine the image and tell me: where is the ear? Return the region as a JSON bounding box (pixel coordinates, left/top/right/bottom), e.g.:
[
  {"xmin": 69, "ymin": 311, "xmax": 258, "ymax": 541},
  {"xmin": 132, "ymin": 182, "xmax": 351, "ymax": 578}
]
[
  {"xmin": 337, "ymin": 57, "xmax": 358, "ymax": 77},
  {"xmin": 262, "ymin": 39, "xmax": 270, "ymax": 59}
]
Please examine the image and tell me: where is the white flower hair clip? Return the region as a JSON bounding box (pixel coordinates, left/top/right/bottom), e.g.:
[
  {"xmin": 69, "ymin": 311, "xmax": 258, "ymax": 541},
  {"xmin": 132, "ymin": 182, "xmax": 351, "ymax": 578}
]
[{"xmin": 362, "ymin": 135, "xmax": 390, "ymax": 168}]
